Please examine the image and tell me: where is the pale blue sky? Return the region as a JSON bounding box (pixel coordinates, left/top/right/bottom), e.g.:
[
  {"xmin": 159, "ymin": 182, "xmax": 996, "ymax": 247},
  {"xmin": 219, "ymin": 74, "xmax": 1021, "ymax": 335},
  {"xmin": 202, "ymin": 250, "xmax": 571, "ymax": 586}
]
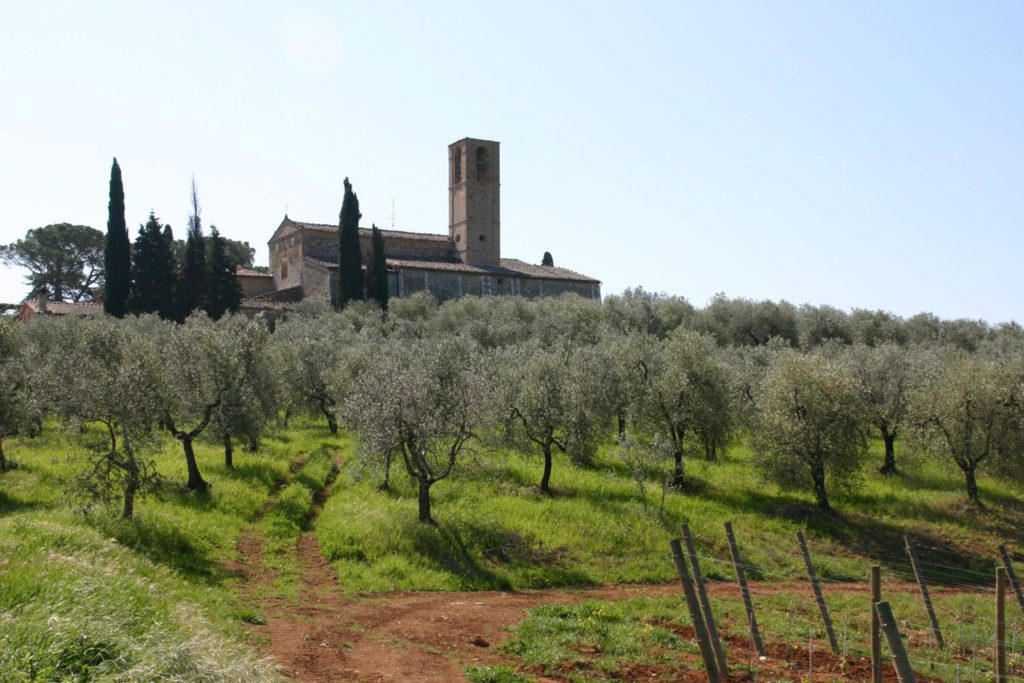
[{"xmin": 1, "ymin": 1, "xmax": 1021, "ymax": 322}]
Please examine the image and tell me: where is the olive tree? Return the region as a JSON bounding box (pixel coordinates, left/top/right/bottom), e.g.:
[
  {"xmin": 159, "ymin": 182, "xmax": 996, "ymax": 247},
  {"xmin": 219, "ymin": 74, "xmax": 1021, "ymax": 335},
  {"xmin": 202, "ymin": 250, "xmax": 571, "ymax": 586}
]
[
  {"xmin": 28, "ymin": 316, "xmax": 163, "ymax": 517},
  {"xmin": 849, "ymin": 343, "xmax": 918, "ymax": 475},
  {"xmin": 751, "ymin": 349, "xmax": 867, "ymax": 512},
  {"xmin": 0, "ymin": 318, "xmax": 32, "ymax": 472},
  {"xmin": 909, "ymin": 349, "xmax": 1022, "ymax": 505},
  {"xmin": 269, "ymin": 312, "xmax": 355, "ymax": 433},
  {"xmin": 342, "ymin": 336, "xmax": 487, "ymax": 524},
  {"xmin": 493, "ymin": 339, "xmax": 609, "ymax": 492},
  {"xmin": 156, "ymin": 314, "xmax": 268, "ymax": 491},
  {"xmin": 629, "ymin": 329, "xmax": 733, "ymax": 489}
]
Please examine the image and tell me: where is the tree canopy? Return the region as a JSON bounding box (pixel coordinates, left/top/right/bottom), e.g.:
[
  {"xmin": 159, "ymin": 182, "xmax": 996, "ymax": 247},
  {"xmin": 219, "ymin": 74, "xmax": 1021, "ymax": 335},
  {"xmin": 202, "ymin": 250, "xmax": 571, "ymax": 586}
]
[{"xmin": 0, "ymin": 223, "xmax": 104, "ymax": 302}]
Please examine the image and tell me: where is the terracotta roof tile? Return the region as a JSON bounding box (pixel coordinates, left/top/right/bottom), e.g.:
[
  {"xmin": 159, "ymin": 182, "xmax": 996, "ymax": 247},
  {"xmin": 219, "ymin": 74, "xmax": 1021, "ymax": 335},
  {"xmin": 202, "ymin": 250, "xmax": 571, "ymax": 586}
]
[{"xmin": 284, "ymin": 219, "xmax": 450, "ymax": 243}]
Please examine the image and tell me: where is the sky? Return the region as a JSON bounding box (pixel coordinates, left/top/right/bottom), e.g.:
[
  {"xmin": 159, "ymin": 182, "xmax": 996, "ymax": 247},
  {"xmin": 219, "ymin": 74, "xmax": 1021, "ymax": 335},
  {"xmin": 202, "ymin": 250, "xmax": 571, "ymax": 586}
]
[{"xmin": 1, "ymin": 1, "xmax": 1021, "ymax": 323}]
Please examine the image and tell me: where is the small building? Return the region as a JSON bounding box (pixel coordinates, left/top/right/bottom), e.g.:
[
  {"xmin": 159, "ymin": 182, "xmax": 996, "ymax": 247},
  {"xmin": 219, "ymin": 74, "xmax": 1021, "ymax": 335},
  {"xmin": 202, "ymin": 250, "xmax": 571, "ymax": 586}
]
[
  {"xmin": 250, "ymin": 138, "xmax": 600, "ymax": 308},
  {"xmin": 17, "ymin": 291, "xmax": 103, "ymax": 323}
]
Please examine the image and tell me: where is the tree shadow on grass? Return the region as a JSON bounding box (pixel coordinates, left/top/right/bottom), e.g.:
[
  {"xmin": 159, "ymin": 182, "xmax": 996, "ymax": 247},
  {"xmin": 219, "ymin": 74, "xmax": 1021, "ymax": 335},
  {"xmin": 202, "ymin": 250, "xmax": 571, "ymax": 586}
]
[
  {"xmin": 220, "ymin": 461, "xmax": 286, "ymax": 493},
  {"xmin": 408, "ymin": 519, "xmax": 593, "ymax": 591},
  {"xmin": 707, "ymin": 485, "xmax": 999, "ymax": 586},
  {"xmin": 0, "ymin": 489, "xmax": 46, "ymax": 514},
  {"xmin": 97, "ymin": 515, "xmax": 228, "ymax": 584}
]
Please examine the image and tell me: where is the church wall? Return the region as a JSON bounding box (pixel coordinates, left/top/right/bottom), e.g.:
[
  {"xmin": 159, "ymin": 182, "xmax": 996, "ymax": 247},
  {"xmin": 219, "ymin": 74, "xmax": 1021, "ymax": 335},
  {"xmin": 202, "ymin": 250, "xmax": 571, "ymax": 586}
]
[{"xmin": 269, "ymin": 236, "xmax": 303, "ymax": 290}]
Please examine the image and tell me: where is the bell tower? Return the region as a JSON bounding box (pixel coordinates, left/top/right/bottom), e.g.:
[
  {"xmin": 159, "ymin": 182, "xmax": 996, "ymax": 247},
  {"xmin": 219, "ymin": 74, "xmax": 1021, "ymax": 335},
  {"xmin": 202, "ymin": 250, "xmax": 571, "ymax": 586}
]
[{"xmin": 449, "ymin": 138, "xmax": 500, "ymax": 266}]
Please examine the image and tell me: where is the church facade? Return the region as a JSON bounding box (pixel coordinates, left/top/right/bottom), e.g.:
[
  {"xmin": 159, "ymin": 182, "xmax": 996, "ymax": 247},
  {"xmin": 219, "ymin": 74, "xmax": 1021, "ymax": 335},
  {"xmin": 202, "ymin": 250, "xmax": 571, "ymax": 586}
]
[{"xmin": 241, "ymin": 138, "xmax": 600, "ymax": 309}]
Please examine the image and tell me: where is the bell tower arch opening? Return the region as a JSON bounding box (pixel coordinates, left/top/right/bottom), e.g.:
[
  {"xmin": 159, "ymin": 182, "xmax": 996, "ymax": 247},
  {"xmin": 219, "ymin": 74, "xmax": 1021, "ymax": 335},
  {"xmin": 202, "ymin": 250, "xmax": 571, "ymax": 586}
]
[{"xmin": 449, "ymin": 138, "xmax": 500, "ymax": 267}]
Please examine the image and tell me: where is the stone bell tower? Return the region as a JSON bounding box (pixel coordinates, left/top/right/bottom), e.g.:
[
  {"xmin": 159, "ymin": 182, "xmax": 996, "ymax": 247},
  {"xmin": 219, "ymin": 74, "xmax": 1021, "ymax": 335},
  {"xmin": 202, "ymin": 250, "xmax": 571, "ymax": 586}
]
[{"xmin": 449, "ymin": 138, "xmax": 500, "ymax": 266}]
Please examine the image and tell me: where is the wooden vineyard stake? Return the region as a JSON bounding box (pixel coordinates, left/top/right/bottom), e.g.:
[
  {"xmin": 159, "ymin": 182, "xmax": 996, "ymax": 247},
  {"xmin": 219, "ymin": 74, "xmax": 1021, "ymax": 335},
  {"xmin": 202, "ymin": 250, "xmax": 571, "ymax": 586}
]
[
  {"xmin": 876, "ymin": 601, "xmax": 918, "ymax": 683},
  {"xmin": 797, "ymin": 530, "xmax": 839, "ymax": 654},
  {"xmin": 998, "ymin": 545, "xmax": 1024, "ymax": 614},
  {"xmin": 904, "ymin": 535, "xmax": 945, "ymax": 649},
  {"xmin": 996, "ymin": 566, "xmax": 1007, "ymax": 683},
  {"xmin": 682, "ymin": 524, "xmax": 729, "ymax": 677},
  {"xmin": 871, "ymin": 564, "xmax": 883, "ymax": 683},
  {"xmin": 670, "ymin": 539, "xmax": 721, "ymax": 683},
  {"xmin": 724, "ymin": 521, "xmax": 766, "ymax": 658}
]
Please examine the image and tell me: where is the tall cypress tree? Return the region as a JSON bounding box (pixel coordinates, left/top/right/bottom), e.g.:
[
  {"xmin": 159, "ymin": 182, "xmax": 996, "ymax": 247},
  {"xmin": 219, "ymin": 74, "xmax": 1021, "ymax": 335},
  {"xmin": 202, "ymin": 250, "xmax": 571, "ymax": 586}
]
[
  {"xmin": 129, "ymin": 211, "xmax": 177, "ymax": 318},
  {"xmin": 366, "ymin": 224, "xmax": 389, "ymax": 311},
  {"xmin": 204, "ymin": 226, "xmax": 242, "ymax": 320},
  {"xmin": 336, "ymin": 177, "xmax": 363, "ymax": 308},
  {"xmin": 104, "ymin": 158, "xmax": 131, "ymax": 317},
  {"xmin": 176, "ymin": 179, "xmax": 206, "ymax": 322}
]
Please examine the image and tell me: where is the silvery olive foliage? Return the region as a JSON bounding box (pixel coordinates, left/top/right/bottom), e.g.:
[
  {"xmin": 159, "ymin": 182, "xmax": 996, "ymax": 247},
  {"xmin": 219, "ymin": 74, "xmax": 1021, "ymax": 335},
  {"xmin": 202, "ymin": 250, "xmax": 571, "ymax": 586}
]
[
  {"xmin": 4, "ymin": 290, "xmax": 1023, "ymax": 521},
  {"xmin": 626, "ymin": 329, "xmax": 734, "ymax": 489},
  {"xmin": 26, "ymin": 315, "xmax": 163, "ymax": 517},
  {"xmin": 908, "ymin": 347, "xmax": 1023, "ymax": 505},
  {"xmin": 0, "ymin": 317, "xmax": 33, "ymax": 472},
  {"xmin": 155, "ymin": 313, "xmax": 270, "ymax": 491},
  {"xmin": 340, "ymin": 335, "xmax": 489, "ymax": 523},
  {"xmin": 269, "ymin": 312, "xmax": 360, "ymax": 434},
  {"xmin": 751, "ymin": 349, "xmax": 867, "ymax": 512},
  {"xmin": 848, "ymin": 343, "xmax": 921, "ymax": 475},
  {"xmin": 492, "ymin": 339, "xmax": 610, "ymax": 492}
]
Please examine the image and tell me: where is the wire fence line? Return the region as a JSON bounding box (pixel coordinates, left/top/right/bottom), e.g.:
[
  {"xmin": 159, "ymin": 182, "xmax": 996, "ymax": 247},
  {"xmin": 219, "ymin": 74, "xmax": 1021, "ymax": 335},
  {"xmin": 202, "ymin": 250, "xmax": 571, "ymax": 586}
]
[{"xmin": 667, "ymin": 525, "xmax": 1024, "ymax": 682}]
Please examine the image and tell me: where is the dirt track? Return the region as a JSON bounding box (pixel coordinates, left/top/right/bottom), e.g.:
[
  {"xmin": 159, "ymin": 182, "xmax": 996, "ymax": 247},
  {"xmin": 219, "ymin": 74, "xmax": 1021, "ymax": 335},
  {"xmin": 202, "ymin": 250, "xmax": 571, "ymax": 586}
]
[{"xmin": 231, "ymin": 459, "xmax": 959, "ymax": 682}]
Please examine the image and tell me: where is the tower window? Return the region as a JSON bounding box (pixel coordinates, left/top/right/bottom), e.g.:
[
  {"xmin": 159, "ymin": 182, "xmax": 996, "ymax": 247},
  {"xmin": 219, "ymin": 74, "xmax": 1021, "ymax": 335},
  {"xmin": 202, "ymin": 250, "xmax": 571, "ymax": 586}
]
[
  {"xmin": 453, "ymin": 148, "xmax": 462, "ymax": 182},
  {"xmin": 281, "ymin": 260, "xmax": 288, "ymax": 280},
  {"xmin": 475, "ymin": 146, "xmax": 489, "ymax": 181},
  {"xmin": 479, "ymin": 234, "xmax": 485, "ymax": 242}
]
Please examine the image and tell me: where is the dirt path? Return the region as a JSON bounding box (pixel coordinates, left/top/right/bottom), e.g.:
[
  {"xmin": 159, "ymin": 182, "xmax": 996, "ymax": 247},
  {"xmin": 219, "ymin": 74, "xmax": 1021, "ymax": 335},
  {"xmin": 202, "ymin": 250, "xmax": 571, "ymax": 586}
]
[{"xmin": 231, "ymin": 463, "xmax": 965, "ymax": 682}]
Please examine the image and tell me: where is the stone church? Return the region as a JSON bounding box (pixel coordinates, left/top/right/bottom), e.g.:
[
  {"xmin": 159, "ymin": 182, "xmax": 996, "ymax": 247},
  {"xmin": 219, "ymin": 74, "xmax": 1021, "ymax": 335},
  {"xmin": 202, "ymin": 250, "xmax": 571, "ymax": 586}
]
[{"xmin": 237, "ymin": 138, "xmax": 600, "ymax": 309}]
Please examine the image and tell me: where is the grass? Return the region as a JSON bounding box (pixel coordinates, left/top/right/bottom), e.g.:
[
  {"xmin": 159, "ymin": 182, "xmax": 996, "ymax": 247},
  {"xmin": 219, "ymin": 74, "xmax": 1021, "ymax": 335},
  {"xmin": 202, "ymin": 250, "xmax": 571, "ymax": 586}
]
[
  {"xmin": 3, "ymin": 417, "xmax": 1022, "ymax": 679},
  {"xmin": 256, "ymin": 445, "xmax": 338, "ymax": 599},
  {"xmin": 0, "ymin": 417, "xmax": 341, "ymax": 682},
  {"xmin": 492, "ymin": 587, "xmax": 1024, "ymax": 682},
  {"xmin": 315, "ymin": 436, "xmax": 1024, "ymax": 593}
]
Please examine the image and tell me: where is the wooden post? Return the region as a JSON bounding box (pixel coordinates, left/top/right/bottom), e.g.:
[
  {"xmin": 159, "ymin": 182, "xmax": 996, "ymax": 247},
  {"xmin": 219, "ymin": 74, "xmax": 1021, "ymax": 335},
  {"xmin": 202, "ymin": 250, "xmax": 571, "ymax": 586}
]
[
  {"xmin": 797, "ymin": 530, "xmax": 839, "ymax": 654},
  {"xmin": 871, "ymin": 565, "xmax": 883, "ymax": 683},
  {"xmin": 724, "ymin": 521, "xmax": 766, "ymax": 658},
  {"xmin": 998, "ymin": 545, "xmax": 1024, "ymax": 614},
  {"xmin": 904, "ymin": 535, "xmax": 945, "ymax": 649},
  {"xmin": 875, "ymin": 601, "xmax": 918, "ymax": 683},
  {"xmin": 996, "ymin": 566, "xmax": 1007, "ymax": 683},
  {"xmin": 682, "ymin": 524, "xmax": 729, "ymax": 677},
  {"xmin": 671, "ymin": 539, "xmax": 722, "ymax": 683}
]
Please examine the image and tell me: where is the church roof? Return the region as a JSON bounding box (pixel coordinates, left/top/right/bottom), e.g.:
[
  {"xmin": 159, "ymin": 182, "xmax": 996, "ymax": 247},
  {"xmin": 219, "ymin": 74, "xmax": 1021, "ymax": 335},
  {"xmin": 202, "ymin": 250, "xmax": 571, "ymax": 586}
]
[
  {"xmin": 304, "ymin": 256, "xmax": 599, "ymax": 284},
  {"xmin": 272, "ymin": 217, "xmax": 450, "ymax": 244}
]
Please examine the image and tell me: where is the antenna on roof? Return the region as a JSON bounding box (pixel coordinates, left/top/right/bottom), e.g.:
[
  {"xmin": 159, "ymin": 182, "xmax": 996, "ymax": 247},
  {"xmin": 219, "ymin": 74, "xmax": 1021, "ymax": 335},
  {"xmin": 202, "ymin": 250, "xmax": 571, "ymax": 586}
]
[{"xmin": 389, "ymin": 199, "xmax": 396, "ymax": 229}]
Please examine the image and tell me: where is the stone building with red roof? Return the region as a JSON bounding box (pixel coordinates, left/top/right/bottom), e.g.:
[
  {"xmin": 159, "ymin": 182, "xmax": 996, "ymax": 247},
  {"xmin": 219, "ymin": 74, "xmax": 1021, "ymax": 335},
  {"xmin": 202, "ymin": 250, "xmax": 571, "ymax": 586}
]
[{"xmin": 249, "ymin": 138, "xmax": 600, "ymax": 309}]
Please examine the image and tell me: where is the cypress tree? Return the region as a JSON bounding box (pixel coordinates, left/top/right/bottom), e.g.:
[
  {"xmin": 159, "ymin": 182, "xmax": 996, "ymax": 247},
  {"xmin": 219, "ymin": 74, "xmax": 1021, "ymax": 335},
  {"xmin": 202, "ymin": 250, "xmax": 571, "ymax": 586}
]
[
  {"xmin": 366, "ymin": 224, "xmax": 389, "ymax": 311},
  {"xmin": 104, "ymin": 158, "xmax": 131, "ymax": 317},
  {"xmin": 542, "ymin": 251, "xmax": 554, "ymax": 267},
  {"xmin": 176, "ymin": 179, "xmax": 205, "ymax": 321},
  {"xmin": 129, "ymin": 211, "xmax": 177, "ymax": 318},
  {"xmin": 336, "ymin": 177, "xmax": 363, "ymax": 308},
  {"xmin": 204, "ymin": 226, "xmax": 242, "ymax": 320}
]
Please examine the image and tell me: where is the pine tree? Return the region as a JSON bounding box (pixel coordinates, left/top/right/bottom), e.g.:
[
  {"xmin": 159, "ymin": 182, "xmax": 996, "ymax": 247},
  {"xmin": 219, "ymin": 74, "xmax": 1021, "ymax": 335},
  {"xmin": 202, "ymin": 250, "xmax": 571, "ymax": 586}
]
[
  {"xmin": 104, "ymin": 158, "xmax": 131, "ymax": 317},
  {"xmin": 336, "ymin": 177, "xmax": 364, "ymax": 308},
  {"xmin": 204, "ymin": 226, "xmax": 243, "ymax": 320},
  {"xmin": 366, "ymin": 224, "xmax": 389, "ymax": 311},
  {"xmin": 175, "ymin": 179, "xmax": 206, "ymax": 321},
  {"xmin": 129, "ymin": 211, "xmax": 177, "ymax": 318}
]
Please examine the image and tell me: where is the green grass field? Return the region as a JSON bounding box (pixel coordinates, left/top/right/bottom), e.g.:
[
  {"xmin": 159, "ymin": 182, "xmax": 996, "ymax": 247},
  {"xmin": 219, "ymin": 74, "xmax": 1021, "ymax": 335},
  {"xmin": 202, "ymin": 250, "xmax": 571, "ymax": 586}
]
[
  {"xmin": 2, "ymin": 419, "xmax": 1022, "ymax": 681},
  {"xmin": 0, "ymin": 418, "xmax": 341, "ymax": 682},
  {"xmin": 315, "ymin": 437, "xmax": 1024, "ymax": 593}
]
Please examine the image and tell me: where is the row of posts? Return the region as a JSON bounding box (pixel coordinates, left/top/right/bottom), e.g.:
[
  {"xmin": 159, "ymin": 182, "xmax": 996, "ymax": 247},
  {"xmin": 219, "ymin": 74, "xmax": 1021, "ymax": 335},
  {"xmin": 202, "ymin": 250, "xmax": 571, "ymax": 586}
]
[{"xmin": 670, "ymin": 524, "xmax": 1021, "ymax": 682}]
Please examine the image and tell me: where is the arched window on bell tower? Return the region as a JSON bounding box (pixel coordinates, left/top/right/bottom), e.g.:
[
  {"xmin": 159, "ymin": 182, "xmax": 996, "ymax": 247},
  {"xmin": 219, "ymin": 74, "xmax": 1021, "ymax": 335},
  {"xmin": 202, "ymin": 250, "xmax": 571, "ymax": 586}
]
[
  {"xmin": 453, "ymin": 147, "xmax": 462, "ymax": 183},
  {"xmin": 475, "ymin": 146, "xmax": 489, "ymax": 182}
]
